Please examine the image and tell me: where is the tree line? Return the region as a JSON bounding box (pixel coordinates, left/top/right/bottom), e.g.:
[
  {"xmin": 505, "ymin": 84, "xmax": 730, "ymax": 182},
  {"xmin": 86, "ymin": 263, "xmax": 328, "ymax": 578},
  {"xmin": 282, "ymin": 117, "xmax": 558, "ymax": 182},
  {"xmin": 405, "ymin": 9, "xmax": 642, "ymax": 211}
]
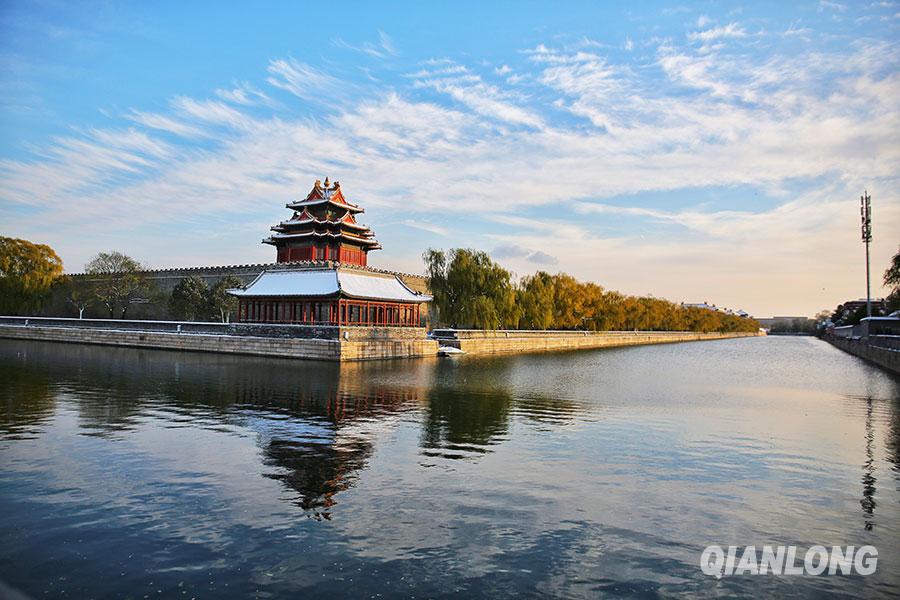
[
  {"xmin": 0, "ymin": 237, "xmax": 241, "ymax": 321},
  {"xmin": 424, "ymin": 248, "xmax": 760, "ymax": 333}
]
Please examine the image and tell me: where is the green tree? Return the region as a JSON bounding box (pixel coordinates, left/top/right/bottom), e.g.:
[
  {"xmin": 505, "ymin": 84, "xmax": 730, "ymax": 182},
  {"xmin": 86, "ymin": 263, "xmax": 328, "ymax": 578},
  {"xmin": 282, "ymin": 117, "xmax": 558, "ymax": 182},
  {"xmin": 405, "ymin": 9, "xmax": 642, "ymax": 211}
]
[
  {"xmin": 53, "ymin": 276, "xmax": 92, "ymax": 318},
  {"xmin": 84, "ymin": 251, "xmax": 149, "ymax": 319},
  {"xmin": 207, "ymin": 275, "xmax": 243, "ymax": 322},
  {"xmin": 0, "ymin": 237, "xmax": 64, "ymax": 315},
  {"xmin": 424, "ymin": 248, "xmax": 520, "ymax": 329},
  {"xmin": 517, "ymin": 271, "xmax": 555, "ymax": 329},
  {"xmin": 423, "ymin": 247, "xmax": 759, "ymax": 333},
  {"xmin": 169, "ymin": 276, "xmax": 209, "ymax": 321}
]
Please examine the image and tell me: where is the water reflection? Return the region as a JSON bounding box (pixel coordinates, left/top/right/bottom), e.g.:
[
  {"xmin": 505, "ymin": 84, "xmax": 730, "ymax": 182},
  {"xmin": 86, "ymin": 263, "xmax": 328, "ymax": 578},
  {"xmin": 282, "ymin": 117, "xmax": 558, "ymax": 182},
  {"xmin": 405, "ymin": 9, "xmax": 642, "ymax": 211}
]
[
  {"xmin": 0, "ymin": 356, "xmax": 55, "ymax": 440},
  {"xmin": 2, "ymin": 338, "xmax": 900, "ymax": 599},
  {"xmin": 421, "ymin": 388, "xmax": 511, "ymax": 459},
  {"xmin": 0, "ymin": 343, "xmax": 434, "ymax": 519},
  {"xmin": 862, "ymin": 397, "xmax": 877, "ymax": 531}
]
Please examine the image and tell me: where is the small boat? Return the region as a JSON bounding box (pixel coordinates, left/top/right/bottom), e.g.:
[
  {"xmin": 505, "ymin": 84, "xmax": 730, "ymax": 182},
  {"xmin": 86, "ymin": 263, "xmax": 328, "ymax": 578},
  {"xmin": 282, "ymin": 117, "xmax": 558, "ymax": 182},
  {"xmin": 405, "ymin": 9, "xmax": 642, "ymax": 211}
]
[{"xmin": 437, "ymin": 345, "xmax": 466, "ymax": 357}]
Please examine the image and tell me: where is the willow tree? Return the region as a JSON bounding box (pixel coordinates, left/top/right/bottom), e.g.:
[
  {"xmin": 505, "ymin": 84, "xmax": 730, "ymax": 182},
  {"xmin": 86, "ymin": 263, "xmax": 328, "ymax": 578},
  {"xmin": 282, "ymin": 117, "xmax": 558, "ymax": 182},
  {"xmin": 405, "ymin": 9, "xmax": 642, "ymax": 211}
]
[
  {"xmin": 84, "ymin": 251, "xmax": 149, "ymax": 319},
  {"xmin": 517, "ymin": 271, "xmax": 556, "ymax": 329},
  {"xmin": 424, "ymin": 248, "xmax": 520, "ymax": 329},
  {"xmin": 0, "ymin": 237, "xmax": 64, "ymax": 315}
]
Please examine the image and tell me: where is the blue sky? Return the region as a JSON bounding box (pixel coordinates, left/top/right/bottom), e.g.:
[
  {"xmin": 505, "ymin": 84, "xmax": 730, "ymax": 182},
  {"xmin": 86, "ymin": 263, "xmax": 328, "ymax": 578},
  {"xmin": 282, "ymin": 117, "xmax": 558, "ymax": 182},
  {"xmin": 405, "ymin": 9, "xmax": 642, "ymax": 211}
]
[{"xmin": 1, "ymin": 0, "xmax": 898, "ymax": 317}]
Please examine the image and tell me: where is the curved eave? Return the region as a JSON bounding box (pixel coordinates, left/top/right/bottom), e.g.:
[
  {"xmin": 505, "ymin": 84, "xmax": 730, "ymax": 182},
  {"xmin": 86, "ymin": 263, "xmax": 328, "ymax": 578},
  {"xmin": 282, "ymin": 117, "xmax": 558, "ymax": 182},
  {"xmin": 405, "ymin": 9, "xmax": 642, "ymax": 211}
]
[
  {"xmin": 286, "ymin": 199, "xmax": 364, "ymax": 213},
  {"xmin": 263, "ymin": 231, "xmax": 381, "ymax": 246},
  {"xmin": 339, "ymin": 292, "xmax": 428, "ymax": 303},
  {"xmin": 275, "ymin": 218, "xmax": 371, "ymax": 231}
]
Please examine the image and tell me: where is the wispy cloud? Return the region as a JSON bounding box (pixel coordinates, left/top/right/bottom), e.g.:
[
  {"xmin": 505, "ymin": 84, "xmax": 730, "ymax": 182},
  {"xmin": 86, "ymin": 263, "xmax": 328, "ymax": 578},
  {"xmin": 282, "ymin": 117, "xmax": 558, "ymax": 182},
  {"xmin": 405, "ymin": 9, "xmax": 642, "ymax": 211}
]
[
  {"xmin": 818, "ymin": 0, "xmax": 848, "ymax": 12},
  {"xmin": 413, "ymin": 60, "xmax": 543, "ymax": 128},
  {"xmin": 333, "ymin": 30, "xmax": 398, "ymax": 58},
  {"xmin": 687, "ymin": 22, "xmax": 748, "ymax": 43},
  {"xmin": 126, "ymin": 110, "xmax": 205, "ymax": 138},
  {"xmin": 266, "ymin": 58, "xmax": 339, "ymax": 100},
  {"xmin": 214, "ymin": 82, "xmax": 271, "ymax": 106},
  {"xmin": 401, "ymin": 219, "xmax": 449, "ymax": 236}
]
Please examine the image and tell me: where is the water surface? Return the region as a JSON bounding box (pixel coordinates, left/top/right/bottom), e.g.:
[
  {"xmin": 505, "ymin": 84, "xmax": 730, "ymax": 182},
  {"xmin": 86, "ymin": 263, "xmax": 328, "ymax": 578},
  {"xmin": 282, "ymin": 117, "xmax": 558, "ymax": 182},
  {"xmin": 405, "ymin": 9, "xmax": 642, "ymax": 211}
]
[{"xmin": 1, "ymin": 337, "xmax": 898, "ymax": 598}]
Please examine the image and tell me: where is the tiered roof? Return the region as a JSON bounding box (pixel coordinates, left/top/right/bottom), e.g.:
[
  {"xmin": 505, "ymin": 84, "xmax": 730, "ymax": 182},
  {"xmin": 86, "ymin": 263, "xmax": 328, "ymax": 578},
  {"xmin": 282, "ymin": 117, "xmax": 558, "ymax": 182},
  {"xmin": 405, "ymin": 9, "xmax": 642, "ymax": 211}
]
[
  {"xmin": 264, "ymin": 178, "xmax": 381, "ymax": 250},
  {"xmin": 286, "ymin": 177, "xmax": 364, "ymax": 214}
]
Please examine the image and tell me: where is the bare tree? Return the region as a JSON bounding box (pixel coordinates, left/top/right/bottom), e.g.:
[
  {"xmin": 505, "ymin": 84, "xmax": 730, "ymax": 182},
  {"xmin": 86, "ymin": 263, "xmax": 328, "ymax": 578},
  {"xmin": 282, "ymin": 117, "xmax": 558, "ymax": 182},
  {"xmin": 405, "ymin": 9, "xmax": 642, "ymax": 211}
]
[{"xmin": 84, "ymin": 252, "xmax": 149, "ymax": 319}]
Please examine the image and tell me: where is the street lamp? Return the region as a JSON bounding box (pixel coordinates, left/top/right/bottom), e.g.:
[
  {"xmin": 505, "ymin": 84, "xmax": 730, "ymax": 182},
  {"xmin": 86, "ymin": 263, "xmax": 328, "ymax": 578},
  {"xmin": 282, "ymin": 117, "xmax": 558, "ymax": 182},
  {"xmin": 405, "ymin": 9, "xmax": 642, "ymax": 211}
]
[{"xmin": 860, "ymin": 191, "xmax": 872, "ymax": 318}]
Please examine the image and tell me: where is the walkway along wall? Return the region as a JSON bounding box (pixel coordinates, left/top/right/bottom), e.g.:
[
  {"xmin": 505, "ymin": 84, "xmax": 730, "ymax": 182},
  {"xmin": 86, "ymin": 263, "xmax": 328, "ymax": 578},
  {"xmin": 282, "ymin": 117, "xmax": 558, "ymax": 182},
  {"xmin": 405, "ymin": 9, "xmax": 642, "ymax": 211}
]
[{"xmin": 0, "ymin": 317, "xmax": 761, "ymax": 362}]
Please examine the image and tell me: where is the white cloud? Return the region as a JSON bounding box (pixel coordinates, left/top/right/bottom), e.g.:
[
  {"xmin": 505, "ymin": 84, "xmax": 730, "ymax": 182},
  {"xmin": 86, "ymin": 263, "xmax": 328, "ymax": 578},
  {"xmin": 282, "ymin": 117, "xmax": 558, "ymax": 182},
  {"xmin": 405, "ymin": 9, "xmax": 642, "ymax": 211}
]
[
  {"xmin": 214, "ymin": 82, "xmax": 271, "ymax": 106},
  {"xmin": 414, "ymin": 61, "xmax": 543, "ymax": 128},
  {"xmin": 819, "ymin": 0, "xmax": 848, "ymax": 11},
  {"xmin": 171, "ymin": 97, "xmax": 252, "ymax": 129},
  {"xmin": 126, "ymin": 110, "xmax": 205, "ymax": 137},
  {"xmin": 265, "ymin": 58, "xmax": 339, "ymax": 100},
  {"xmin": 333, "ymin": 30, "xmax": 398, "ymax": 58},
  {"xmin": 401, "ymin": 219, "xmax": 449, "ymax": 236},
  {"xmin": 687, "ymin": 22, "xmax": 748, "ymax": 43}
]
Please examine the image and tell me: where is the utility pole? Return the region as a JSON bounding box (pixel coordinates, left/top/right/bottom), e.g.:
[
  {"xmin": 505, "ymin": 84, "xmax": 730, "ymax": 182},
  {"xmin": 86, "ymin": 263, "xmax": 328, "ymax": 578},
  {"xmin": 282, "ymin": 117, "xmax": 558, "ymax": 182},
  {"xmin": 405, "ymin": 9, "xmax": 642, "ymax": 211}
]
[{"xmin": 860, "ymin": 191, "xmax": 872, "ymax": 318}]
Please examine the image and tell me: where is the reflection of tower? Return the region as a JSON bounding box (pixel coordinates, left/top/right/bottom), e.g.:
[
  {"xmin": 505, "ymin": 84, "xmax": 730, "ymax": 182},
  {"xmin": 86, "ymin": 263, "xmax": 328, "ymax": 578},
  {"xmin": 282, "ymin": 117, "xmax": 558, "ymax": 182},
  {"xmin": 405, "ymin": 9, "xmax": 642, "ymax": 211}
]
[
  {"xmin": 259, "ymin": 384, "xmax": 423, "ymax": 520},
  {"xmin": 861, "ymin": 397, "xmax": 877, "ymax": 531}
]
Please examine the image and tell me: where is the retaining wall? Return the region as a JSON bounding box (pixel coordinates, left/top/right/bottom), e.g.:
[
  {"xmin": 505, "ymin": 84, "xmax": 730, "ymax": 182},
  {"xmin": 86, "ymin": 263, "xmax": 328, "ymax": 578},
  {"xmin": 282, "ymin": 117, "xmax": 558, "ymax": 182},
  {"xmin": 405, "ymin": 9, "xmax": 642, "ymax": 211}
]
[
  {"xmin": 0, "ymin": 317, "xmax": 437, "ymax": 362},
  {"xmin": 0, "ymin": 318, "xmax": 762, "ymax": 362},
  {"xmin": 824, "ymin": 335, "xmax": 900, "ymax": 375},
  {"xmin": 432, "ymin": 329, "xmax": 761, "ymax": 355}
]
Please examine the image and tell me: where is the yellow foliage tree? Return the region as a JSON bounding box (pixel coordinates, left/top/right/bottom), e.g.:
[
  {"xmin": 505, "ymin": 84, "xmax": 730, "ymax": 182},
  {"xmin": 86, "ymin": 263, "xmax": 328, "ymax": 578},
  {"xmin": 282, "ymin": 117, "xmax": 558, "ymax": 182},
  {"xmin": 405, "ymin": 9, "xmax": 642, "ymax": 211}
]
[{"xmin": 0, "ymin": 237, "xmax": 64, "ymax": 315}]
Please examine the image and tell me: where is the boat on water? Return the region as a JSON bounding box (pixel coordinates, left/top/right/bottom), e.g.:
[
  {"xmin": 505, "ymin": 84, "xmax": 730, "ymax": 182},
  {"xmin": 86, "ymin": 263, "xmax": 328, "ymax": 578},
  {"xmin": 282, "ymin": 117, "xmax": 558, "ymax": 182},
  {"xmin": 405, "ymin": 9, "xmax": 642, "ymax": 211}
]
[{"xmin": 437, "ymin": 345, "xmax": 465, "ymax": 357}]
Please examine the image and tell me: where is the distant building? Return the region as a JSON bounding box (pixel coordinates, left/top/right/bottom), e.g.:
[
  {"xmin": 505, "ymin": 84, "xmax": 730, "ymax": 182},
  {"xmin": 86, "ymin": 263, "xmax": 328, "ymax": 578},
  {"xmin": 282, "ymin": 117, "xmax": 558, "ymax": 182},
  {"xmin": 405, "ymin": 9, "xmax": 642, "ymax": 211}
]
[
  {"xmin": 682, "ymin": 302, "xmax": 751, "ymax": 318},
  {"xmin": 230, "ymin": 178, "xmax": 431, "ymax": 326},
  {"xmin": 682, "ymin": 302, "xmax": 719, "ymax": 311},
  {"xmin": 757, "ymin": 316, "xmax": 809, "ymax": 329},
  {"xmin": 834, "ymin": 298, "xmax": 887, "ymax": 323}
]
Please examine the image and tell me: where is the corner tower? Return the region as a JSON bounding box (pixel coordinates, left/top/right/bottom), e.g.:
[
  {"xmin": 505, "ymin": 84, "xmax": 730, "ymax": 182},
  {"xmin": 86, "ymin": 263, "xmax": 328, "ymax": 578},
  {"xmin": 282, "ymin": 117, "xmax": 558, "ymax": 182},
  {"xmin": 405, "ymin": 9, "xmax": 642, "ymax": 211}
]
[{"xmin": 264, "ymin": 178, "xmax": 381, "ymax": 266}]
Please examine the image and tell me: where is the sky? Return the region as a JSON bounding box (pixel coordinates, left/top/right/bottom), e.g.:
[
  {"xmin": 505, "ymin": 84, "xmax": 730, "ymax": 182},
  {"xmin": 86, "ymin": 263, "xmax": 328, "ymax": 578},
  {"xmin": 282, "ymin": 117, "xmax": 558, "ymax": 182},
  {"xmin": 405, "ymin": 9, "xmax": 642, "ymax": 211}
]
[{"xmin": 1, "ymin": 1, "xmax": 898, "ymax": 318}]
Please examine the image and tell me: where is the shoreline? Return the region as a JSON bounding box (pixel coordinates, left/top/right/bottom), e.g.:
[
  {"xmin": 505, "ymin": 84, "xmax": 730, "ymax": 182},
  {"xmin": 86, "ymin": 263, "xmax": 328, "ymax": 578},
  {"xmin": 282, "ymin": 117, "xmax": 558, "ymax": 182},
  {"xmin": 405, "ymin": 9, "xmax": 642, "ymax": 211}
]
[{"xmin": 0, "ymin": 316, "xmax": 763, "ymax": 362}]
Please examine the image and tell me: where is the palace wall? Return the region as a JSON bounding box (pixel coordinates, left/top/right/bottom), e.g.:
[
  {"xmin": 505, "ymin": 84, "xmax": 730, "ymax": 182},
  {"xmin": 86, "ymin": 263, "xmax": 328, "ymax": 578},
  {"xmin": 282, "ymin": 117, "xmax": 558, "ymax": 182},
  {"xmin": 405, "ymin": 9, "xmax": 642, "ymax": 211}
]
[{"xmin": 42, "ymin": 261, "xmax": 430, "ymax": 321}]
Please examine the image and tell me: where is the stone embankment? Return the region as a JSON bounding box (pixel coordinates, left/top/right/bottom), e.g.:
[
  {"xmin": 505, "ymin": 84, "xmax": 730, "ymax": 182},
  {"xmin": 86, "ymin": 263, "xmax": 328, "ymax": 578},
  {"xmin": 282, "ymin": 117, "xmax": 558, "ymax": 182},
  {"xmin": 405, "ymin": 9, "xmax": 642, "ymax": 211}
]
[
  {"xmin": 824, "ymin": 335, "xmax": 900, "ymax": 375},
  {"xmin": 432, "ymin": 328, "xmax": 762, "ymax": 356},
  {"xmin": 0, "ymin": 317, "xmax": 763, "ymax": 362},
  {"xmin": 0, "ymin": 317, "xmax": 436, "ymax": 362}
]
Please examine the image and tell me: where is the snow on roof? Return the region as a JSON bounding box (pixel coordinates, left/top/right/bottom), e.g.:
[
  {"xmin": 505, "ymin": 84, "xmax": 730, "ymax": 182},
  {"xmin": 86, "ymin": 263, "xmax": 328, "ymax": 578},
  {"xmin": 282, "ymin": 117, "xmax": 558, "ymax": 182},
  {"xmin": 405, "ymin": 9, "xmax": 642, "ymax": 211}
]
[
  {"xmin": 338, "ymin": 271, "xmax": 430, "ymax": 302},
  {"xmin": 229, "ymin": 269, "xmax": 431, "ymax": 303},
  {"xmin": 229, "ymin": 270, "xmax": 338, "ymax": 297}
]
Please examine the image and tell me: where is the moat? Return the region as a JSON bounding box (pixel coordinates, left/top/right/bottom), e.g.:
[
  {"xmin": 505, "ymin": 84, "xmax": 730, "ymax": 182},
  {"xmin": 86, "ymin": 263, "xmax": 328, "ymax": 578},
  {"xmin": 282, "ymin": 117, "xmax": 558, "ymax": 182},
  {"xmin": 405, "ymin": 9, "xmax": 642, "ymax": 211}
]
[{"xmin": 1, "ymin": 336, "xmax": 898, "ymax": 598}]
